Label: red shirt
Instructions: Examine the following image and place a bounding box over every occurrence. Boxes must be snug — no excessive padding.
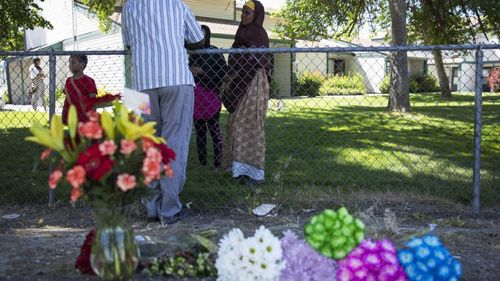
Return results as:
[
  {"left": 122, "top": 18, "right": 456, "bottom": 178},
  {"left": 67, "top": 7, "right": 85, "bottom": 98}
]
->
[{"left": 62, "top": 75, "right": 97, "bottom": 124}]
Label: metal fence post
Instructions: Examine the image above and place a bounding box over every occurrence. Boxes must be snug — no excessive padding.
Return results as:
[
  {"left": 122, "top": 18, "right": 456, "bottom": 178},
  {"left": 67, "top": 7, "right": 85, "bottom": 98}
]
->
[
  {"left": 472, "top": 44, "right": 484, "bottom": 215},
  {"left": 48, "top": 49, "right": 57, "bottom": 206}
]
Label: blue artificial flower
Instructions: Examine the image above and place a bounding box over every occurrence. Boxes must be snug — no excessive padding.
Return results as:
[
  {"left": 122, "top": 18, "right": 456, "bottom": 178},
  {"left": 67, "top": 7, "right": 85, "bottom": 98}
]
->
[
  {"left": 397, "top": 235, "right": 462, "bottom": 281},
  {"left": 415, "top": 246, "right": 431, "bottom": 259},
  {"left": 423, "top": 236, "right": 441, "bottom": 248},
  {"left": 407, "top": 237, "right": 424, "bottom": 248},
  {"left": 426, "top": 258, "right": 437, "bottom": 269},
  {"left": 398, "top": 249, "right": 414, "bottom": 265}
]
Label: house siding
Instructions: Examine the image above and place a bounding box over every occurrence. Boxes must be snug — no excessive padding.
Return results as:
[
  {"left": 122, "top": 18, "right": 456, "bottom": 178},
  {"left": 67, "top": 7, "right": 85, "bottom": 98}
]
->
[{"left": 185, "top": 0, "right": 235, "bottom": 21}]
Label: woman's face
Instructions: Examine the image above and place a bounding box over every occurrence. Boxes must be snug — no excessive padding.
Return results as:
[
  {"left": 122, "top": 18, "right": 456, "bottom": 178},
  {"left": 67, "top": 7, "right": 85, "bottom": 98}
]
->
[{"left": 241, "top": 6, "right": 255, "bottom": 26}]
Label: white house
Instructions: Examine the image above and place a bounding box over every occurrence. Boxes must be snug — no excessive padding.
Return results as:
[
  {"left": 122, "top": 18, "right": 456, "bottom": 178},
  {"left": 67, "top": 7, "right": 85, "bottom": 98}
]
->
[
  {"left": 2, "top": 0, "right": 437, "bottom": 105},
  {"left": 5, "top": 0, "right": 293, "bottom": 105},
  {"left": 295, "top": 38, "right": 427, "bottom": 93},
  {"left": 427, "top": 33, "right": 500, "bottom": 92}
]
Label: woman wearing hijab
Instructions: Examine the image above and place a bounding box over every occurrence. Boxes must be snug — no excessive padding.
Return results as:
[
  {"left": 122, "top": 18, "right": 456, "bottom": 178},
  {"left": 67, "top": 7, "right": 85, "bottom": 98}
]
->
[
  {"left": 223, "top": 0, "right": 270, "bottom": 185},
  {"left": 189, "top": 25, "right": 227, "bottom": 168}
]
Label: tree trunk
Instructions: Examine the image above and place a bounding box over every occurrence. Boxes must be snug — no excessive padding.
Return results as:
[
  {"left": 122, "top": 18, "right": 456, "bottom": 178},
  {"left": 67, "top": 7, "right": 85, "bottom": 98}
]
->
[
  {"left": 387, "top": 0, "right": 410, "bottom": 112},
  {"left": 432, "top": 50, "right": 452, "bottom": 98}
]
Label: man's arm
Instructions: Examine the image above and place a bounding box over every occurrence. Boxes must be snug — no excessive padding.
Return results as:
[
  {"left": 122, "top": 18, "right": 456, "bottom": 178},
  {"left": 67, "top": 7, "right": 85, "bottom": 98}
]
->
[
  {"left": 185, "top": 40, "right": 204, "bottom": 50},
  {"left": 183, "top": 3, "right": 204, "bottom": 50}
]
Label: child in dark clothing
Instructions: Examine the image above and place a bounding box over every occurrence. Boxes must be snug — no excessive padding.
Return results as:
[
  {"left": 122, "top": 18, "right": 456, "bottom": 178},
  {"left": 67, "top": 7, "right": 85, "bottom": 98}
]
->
[
  {"left": 189, "top": 25, "right": 227, "bottom": 167},
  {"left": 62, "top": 55, "right": 98, "bottom": 124}
]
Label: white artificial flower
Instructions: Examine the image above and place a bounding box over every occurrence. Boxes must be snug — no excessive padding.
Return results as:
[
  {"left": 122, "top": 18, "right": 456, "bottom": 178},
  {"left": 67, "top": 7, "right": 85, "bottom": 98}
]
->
[
  {"left": 216, "top": 226, "right": 284, "bottom": 281},
  {"left": 254, "top": 225, "right": 275, "bottom": 244},
  {"left": 219, "top": 228, "right": 245, "bottom": 256}
]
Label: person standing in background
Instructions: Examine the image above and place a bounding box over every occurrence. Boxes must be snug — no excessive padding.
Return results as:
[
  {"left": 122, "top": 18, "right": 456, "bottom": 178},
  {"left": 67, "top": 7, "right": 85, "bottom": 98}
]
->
[
  {"left": 121, "top": 0, "right": 204, "bottom": 224},
  {"left": 29, "top": 58, "right": 46, "bottom": 111}
]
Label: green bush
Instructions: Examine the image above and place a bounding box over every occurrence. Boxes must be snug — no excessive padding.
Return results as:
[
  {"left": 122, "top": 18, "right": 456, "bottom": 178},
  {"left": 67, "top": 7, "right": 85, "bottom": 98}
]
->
[
  {"left": 380, "top": 74, "right": 440, "bottom": 93},
  {"left": 295, "top": 71, "right": 325, "bottom": 97},
  {"left": 44, "top": 88, "right": 66, "bottom": 104},
  {"left": 2, "top": 91, "right": 10, "bottom": 104},
  {"left": 380, "top": 75, "right": 390, "bottom": 94},
  {"left": 319, "top": 73, "right": 366, "bottom": 96},
  {"left": 411, "top": 74, "right": 440, "bottom": 92}
]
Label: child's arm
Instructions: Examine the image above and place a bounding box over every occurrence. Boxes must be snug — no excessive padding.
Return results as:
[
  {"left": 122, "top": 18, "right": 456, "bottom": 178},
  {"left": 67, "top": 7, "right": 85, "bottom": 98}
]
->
[{"left": 87, "top": 78, "right": 98, "bottom": 99}]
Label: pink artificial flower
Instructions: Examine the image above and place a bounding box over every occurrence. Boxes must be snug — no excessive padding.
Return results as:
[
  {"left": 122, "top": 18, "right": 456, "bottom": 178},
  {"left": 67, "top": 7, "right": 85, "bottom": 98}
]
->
[
  {"left": 120, "top": 139, "right": 137, "bottom": 155},
  {"left": 337, "top": 239, "right": 407, "bottom": 281},
  {"left": 67, "top": 165, "right": 86, "bottom": 189},
  {"left": 99, "top": 140, "right": 117, "bottom": 156},
  {"left": 48, "top": 170, "right": 63, "bottom": 189},
  {"left": 78, "top": 121, "right": 103, "bottom": 139},
  {"left": 117, "top": 174, "right": 136, "bottom": 192},
  {"left": 40, "top": 148, "right": 52, "bottom": 161}
]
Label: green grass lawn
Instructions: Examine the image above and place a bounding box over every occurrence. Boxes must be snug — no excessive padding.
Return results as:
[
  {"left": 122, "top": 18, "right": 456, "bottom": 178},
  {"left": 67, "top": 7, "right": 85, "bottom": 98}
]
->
[{"left": 1, "top": 93, "right": 499, "bottom": 210}]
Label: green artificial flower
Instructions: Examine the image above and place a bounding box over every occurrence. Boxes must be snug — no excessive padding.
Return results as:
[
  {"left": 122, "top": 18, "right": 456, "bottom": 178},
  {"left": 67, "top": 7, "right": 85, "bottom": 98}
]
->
[{"left": 304, "top": 207, "right": 365, "bottom": 259}]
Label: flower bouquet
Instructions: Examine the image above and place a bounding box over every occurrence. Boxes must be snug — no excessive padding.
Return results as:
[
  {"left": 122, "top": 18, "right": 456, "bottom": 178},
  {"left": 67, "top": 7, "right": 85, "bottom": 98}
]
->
[{"left": 27, "top": 103, "right": 175, "bottom": 280}]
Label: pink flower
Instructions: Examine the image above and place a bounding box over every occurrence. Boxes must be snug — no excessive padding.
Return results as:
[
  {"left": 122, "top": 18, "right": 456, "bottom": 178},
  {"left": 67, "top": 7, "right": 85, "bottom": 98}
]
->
[
  {"left": 40, "top": 148, "right": 52, "bottom": 161},
  {"left": 99, "top": 140, "right": 117, "bottom": 156},
  {"left": 337, "top": 239, "right": 407, "bottom": 281},
  {"left": 71, "top": 187, "right": 83, "bottom": 203},
  {"left": 87, "top": 111, "right": 100, "bottom": 123},
  {"left": 141, "top": 137, "right": 155, "bottom": 152},
  {"left": 117, "top": 174, "right": 136, "bottom": 192},
  {"left": 146, "top": 147, "right": 162, "bottom": 163},
  {"left": 165, "top": 164, "right": 174, "bottom": 178},
  {"left": 120, "top": 139, "right": 137, "bottom": 155},
  {"left": 142, "top": 158, "right": 161, "bottom": 185},
  {"left": 48, "top": 170, "right": 63, "bottom": 189},
  {"left": 78, "top": 122, "right": 103, "bottom": 139},
  {"left": 67, "top": 165, "right": 86, "bottom": 189}
]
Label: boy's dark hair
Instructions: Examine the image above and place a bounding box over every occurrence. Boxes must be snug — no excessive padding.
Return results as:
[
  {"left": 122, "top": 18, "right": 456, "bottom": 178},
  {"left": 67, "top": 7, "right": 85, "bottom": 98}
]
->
[
  {"left": 33, "top": 57, "right": 41, "bottom": 64},
  {"left": 71, "top": 54, "right": 89, "bottom": 68}
]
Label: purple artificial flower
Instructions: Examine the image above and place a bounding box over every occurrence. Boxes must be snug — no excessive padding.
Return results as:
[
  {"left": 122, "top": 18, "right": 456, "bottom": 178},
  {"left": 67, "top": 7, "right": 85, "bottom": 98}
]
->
[
  {"left": 280, "top": 230, "right": 337, "bottom": 281},
  {"left": 337, "top": 239, "right": 407, "bottom": 281}
]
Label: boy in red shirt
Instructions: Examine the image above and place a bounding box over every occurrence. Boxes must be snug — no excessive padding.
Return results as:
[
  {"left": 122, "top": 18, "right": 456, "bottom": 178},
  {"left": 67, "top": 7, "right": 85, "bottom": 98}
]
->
[{"left": 62, "top": 55, "right": 98, "bottom": 124}]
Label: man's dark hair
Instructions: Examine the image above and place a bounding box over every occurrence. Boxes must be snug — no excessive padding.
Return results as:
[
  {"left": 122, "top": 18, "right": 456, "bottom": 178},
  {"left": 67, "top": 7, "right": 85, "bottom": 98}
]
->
[{"left": 33, "top": 58, "right": 41, "bottom": 64}]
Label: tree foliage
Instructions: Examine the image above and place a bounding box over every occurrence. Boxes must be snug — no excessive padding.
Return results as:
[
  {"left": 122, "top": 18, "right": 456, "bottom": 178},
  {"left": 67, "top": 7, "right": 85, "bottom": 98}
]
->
[
  {"left": 273, "top": 0, "right": 380, "bottom": 41},
  {"left": 0, "top": 0, "right": 52, "bottom": 51},
  {"left": 80, "top": 0, "right": 121, "bottom": 32}
]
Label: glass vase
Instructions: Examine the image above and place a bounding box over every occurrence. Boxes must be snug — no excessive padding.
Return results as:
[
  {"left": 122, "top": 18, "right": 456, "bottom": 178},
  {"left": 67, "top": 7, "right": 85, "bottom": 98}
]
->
[{"left": 90, "top": 207, "right": 140, "bottom": 280}]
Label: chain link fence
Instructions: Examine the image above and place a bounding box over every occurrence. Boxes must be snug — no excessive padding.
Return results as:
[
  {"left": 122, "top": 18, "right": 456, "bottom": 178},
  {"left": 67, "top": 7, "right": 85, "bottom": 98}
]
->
[{"left": 0, "top": 44, "right": 498, "bottom": 213}]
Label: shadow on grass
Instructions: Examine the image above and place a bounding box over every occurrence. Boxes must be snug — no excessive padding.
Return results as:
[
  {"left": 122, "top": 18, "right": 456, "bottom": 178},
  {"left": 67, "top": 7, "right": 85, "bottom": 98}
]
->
[{"left": 2, "top": 93, "right": 498, "bottom": 210}]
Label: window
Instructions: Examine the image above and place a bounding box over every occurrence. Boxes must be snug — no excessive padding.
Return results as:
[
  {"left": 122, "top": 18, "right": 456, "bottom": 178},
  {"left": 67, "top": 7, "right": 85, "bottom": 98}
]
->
[
  {"left": 333, "top": 59, "right": 345, "bottom": 76},
  {"left": 329, "top": 58, "right": 346, "bottom": 76}
]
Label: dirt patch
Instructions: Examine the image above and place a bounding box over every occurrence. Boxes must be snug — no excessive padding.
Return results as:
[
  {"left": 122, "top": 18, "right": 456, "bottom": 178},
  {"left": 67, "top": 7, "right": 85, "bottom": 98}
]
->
[{"left": 0, "top": 199, "right": 499, "bottom": 281}]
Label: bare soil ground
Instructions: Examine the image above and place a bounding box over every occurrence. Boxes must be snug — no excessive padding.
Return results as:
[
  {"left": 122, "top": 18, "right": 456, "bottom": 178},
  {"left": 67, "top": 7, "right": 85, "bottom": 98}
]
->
[{"left": 1, "top": 197, "right": 499, "bottom": 281}]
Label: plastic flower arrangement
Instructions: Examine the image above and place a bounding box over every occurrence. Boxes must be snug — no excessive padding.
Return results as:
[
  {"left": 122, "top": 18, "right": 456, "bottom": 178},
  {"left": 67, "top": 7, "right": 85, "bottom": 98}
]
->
[
  {"left": 26, "top": 103, "right": 175, "bottom": 208},
  {"left": 305, "top": 207, "right": 365, "bottom": 259},
  {"left": 337, "top": 239, "right": 407, "bottom": 281},
  {"left": 280, "top": 230, "right": 337, "bottom": 281},
  {"left": 397, "top": 235, "right": 462, "bottom": 281},
  {"left": 216, "top": 226, "right": 285, "bottom": 281}
]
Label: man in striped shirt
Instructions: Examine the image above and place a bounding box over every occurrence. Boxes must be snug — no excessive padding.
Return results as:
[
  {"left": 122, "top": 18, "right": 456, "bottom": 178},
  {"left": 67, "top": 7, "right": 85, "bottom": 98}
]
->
[{"left": 122, "top": 0, "right": 204, "bottom": 225}]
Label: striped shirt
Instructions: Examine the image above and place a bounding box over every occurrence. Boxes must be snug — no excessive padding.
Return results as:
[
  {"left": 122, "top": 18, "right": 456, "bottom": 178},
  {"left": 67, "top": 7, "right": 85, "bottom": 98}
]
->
[{"left": 121, "top": 0, "right": 204, "bottom": 91}]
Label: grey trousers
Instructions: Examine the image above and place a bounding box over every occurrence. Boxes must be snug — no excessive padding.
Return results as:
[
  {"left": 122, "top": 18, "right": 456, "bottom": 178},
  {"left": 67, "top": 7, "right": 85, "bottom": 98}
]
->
[{"left": 142, "top": 85, "right": 194, "bottom": 218}]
